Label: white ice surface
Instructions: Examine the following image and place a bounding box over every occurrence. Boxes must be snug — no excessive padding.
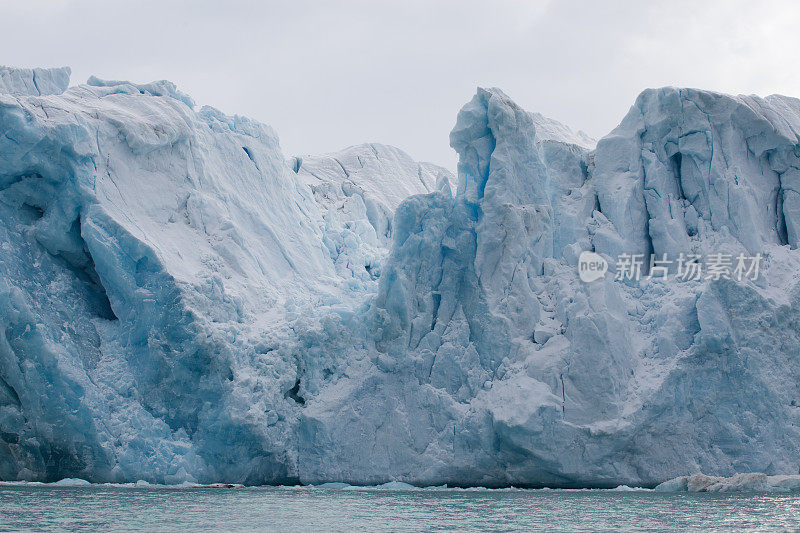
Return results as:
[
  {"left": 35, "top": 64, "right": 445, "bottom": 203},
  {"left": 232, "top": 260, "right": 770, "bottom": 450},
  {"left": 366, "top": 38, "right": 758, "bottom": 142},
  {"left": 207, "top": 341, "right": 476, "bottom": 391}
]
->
[{"left": 0, "top": 66, "right": 71, "bottom": 96}]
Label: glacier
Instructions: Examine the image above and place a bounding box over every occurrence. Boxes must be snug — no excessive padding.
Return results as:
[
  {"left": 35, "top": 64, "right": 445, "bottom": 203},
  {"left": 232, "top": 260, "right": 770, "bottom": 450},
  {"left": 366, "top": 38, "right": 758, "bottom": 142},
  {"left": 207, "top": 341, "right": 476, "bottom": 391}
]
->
[{"left": 0, "top": 66, "right": 799, "bottom": 488}]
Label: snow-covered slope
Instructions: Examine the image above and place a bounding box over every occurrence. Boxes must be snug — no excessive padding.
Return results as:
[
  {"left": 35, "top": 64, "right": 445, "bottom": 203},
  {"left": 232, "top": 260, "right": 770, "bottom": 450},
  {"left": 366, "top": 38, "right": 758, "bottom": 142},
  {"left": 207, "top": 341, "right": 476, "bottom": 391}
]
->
[
  {"left": 1, "top": 69, "right": 799, "bottom": 487},
  {"left": 290, "top": 143, "right": 451, "bottom": 213},
  {"left": 288, "top": 143, "right": 452, "bottom": 282}
]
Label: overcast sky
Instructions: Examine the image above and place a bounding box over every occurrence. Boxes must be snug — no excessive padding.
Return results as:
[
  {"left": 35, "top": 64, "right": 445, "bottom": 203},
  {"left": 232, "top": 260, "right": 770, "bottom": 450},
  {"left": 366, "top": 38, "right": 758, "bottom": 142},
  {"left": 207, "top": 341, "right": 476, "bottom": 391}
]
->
[{"left": 3, "top": 0, "right": 800, "bottom": 170}]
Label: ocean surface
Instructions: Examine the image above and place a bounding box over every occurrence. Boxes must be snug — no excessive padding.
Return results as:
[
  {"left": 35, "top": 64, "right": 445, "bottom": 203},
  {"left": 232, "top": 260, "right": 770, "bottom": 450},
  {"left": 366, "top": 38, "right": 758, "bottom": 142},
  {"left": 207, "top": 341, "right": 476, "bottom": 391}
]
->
[{"left": 0, "top": 483, "right": 799, "bottom": 532}]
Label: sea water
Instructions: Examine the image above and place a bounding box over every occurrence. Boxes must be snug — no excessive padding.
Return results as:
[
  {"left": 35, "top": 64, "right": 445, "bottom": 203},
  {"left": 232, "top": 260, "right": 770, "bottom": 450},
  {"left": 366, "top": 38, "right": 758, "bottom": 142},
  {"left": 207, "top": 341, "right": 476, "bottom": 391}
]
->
[{"left": 0, "top": 484, "right": 799, "bottom": 531}]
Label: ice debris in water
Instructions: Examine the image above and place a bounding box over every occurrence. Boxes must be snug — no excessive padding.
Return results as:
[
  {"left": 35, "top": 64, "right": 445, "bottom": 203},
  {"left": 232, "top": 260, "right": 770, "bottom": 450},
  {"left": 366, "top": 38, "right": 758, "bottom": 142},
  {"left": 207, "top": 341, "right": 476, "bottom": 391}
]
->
[{"left": 656, "top": 473, "right": 800, "bottom": 492}]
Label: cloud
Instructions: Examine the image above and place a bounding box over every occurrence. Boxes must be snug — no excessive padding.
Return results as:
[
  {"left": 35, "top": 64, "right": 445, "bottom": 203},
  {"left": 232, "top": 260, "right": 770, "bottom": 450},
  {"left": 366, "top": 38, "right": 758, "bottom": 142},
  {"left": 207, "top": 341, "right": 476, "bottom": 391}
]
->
[{"left": 2, "top": 0, "right": 799, "bottom": 170}]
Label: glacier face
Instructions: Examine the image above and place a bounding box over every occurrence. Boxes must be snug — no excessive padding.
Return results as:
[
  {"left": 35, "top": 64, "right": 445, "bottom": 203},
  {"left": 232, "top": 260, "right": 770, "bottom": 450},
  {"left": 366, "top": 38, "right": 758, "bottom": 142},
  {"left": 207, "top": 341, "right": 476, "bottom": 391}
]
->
[
  {"left": 0, "top": 68, "right": 799, "bottom": 487},
  {"left": 0, "top": 70, "right": 451, "bottom": 484}
]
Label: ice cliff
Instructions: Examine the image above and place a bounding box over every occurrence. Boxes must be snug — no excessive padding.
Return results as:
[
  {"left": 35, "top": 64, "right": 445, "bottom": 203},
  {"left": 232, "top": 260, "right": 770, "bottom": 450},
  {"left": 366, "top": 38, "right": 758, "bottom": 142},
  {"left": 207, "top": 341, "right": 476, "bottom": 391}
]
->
[{"left": 1, "top": 67, "right": 799, "bottom": 487}]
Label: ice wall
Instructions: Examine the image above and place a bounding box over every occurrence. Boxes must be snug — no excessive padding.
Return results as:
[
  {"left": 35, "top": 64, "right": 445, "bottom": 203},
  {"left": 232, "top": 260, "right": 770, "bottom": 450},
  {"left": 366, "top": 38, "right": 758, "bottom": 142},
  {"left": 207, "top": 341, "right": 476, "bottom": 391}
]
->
[
  {"left": 0, "top": 68, "right": 449, "bottom": 483},
  {"left": 300, "top": 87, "right": 800, "bottom": 487},
  {"left": 1, "top": 67, "right": 799, "bottom": 487}
]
